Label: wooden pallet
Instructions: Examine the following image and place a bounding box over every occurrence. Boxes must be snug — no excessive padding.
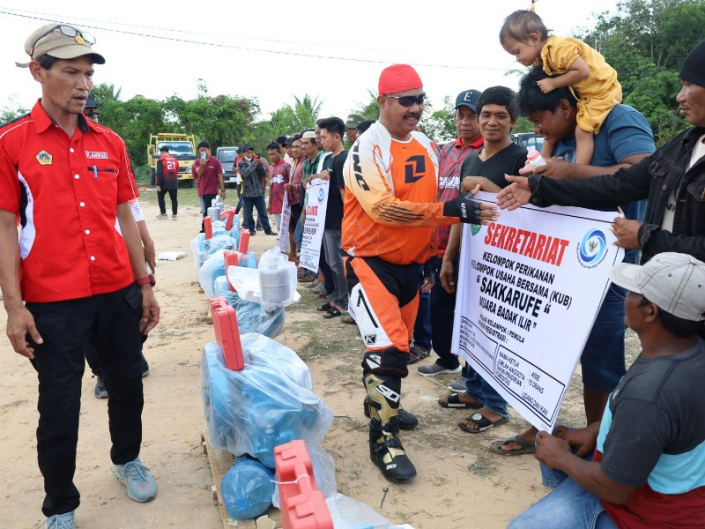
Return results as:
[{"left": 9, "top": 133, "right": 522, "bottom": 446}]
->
[{"left": 201, "top": 433, "right": 282, "bottom": 528}]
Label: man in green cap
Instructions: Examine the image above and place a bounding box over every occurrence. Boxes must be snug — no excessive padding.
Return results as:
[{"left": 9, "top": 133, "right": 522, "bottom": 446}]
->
[{"left": 345, "top": 113, "right": 366, "bottom": 144}]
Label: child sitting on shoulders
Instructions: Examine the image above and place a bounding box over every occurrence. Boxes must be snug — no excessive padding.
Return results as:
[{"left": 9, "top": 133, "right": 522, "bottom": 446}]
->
[{"left": 500, "top": 9, "right": 622, "bottom": 165}]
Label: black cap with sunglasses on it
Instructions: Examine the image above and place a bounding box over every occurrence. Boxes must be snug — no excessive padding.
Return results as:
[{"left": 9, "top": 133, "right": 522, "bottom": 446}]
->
[{"left": 17, "top": 23, "right": 104, "bottom": 68}]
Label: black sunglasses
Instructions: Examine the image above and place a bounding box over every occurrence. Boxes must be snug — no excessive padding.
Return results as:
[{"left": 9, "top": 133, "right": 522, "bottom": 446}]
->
[{"left": 383, "top": 93, "right": 426, "bottom": 107}]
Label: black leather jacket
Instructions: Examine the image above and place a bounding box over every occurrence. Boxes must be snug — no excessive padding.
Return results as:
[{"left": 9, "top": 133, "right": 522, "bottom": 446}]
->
[{"left": 529, "top": 126, "right": 705, "bottom": 263}]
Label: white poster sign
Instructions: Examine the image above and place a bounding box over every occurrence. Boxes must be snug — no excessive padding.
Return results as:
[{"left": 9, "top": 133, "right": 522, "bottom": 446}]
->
[
  {"left": 452, "top": 192, "right": 624, "bottom": 432},
  {"left": 279, "top": 193, "right": 291, "bottom": 255},
  {"left": 299, "top": 178, "right": 330, "bottom": 273}
]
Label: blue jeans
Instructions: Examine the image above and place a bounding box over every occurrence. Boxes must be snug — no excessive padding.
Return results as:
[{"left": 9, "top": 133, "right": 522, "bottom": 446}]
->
[
  {"left": 412, "top": 266, "right": 432, "bottom": 351},
  {"left": 509, "top": 462, "right": 616, "bottom": 529},
  {"left": 242, "top": 196, "right": 272, "bottom": 234},
  {"left": 465, "top": 366, "right": 508, "bottom": 417},
  {"left": 294, "top": 214, "right": 304, "bottom": 250},
  {"left": 580, "top": 284, "right": 627, "bottom": 393},
  {"left": 430, "top": 260, "right": 460, "bottom": 370}
]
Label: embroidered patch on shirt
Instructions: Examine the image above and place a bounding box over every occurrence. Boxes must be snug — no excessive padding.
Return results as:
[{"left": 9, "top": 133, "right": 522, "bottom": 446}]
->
[
  {"left": 86, "top": 151, "right": 109, "bottom": 159},
  {"left": 36, "top": 151, "right": 52, "bottom": 165}
]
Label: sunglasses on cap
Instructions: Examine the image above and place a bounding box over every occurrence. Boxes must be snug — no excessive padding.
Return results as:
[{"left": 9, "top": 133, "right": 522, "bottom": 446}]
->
[
  {"left": 382, "top": 93, "right": 426, "bottom": 107},
  {"left": 30, "top": 25, "right": 96, "bottom": 55}
]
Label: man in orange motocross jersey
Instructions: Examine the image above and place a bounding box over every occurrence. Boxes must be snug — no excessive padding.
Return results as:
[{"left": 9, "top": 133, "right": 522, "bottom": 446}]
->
[{"left": 342, "top": 64, "right": 499, "bottom": 481}]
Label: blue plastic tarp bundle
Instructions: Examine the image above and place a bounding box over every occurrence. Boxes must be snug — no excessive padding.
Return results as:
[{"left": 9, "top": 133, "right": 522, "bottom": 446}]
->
[
  {"left": 201, "top": 334, "right": 332, "bottom": 468},
  {"left": 236, "top": 301, "right": 285, "bottom": 338}
]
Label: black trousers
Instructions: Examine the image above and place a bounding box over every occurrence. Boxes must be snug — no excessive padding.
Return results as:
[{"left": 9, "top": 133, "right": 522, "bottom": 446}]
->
[
  {"left": 157, "top": 188, "right": 178, "bottom": 215},
  {"left": 26, "top": 284, "right": 144, "bottom": 517}
]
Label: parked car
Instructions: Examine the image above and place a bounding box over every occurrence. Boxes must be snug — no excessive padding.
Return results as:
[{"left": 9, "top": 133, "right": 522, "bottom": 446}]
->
[
  {"left": 216, "top": 146, "right": 239, "bottom": 188},
  {"left": 512, "top": 132, "right": 544, "bottom": 152}
]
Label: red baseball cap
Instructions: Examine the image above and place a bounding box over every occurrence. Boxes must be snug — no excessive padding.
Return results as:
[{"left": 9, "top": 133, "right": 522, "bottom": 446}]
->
[{"left": 378, "top": 64, "right": 423, "bottom": 95}]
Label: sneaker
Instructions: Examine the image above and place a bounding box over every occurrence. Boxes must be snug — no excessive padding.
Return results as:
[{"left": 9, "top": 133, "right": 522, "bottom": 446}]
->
[
  {"left": 172, "top": 214, "right": 178, "bottom": 220},
  {"left": 417, "top": 362, "right": 462, "bottom": 377},
  {"left": 141, "top": 354, "right": 150, "bottom": 378},
  {"left": 43, "top": 511, "right": 75, "bottom": 529},
  {"left": 155, "top": 213, "right": 167, "bottom": 220},
  {"left": 249, "top": 231, "right": 256, "bottom": 236},
  {"left": 111, "top": 457, "right": 158, "bottom": 503},
  {"left": 256, "top": 226, "right": 264, "bottom": 231},
  {"left": 448, "top": 377, "right": 469, "bottom": 393},
  {"left": 266, "top": 231, "right": 278, "bottom": 236},
  {"left": 94, "top": 376, "right": 108, "bottom": 399}
]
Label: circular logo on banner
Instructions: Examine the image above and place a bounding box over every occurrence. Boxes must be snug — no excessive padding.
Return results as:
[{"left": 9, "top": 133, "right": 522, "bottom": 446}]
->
[
  {"left": 318, "top": 188, "right": 325, "bottom": 203},
  {"left": 577, "top": 229, "right": 607, "bottom": 268}
]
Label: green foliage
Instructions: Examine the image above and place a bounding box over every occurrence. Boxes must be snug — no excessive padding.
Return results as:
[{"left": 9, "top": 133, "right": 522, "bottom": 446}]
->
[
  {"left": 576, "top": 0, "right": 703, "bottom": 143},
  {"left": 352, "top": 90, "right": 381, "bottom": 121},
  {"left": 419, "top": 96, "right": 456, "bottom": 143},
  {"left": 513, "top": 117, "right": 535, "bottom": 134}
]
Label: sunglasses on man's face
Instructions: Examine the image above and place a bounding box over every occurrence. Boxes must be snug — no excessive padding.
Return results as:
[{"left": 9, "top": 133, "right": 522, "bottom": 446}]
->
[{"left": 383, "top": 93, "right": 426, "bottom": 107}]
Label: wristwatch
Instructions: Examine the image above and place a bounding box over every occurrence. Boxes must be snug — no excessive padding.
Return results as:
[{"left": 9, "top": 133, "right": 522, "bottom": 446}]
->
[{"left": 136, "top": 274, "right": 156, "bottom": 287}]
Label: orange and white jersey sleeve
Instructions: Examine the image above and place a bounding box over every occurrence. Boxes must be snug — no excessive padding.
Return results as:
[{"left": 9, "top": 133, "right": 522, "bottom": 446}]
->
[{"left": 342, "top": 122, "right": 457, "bottom": 265}]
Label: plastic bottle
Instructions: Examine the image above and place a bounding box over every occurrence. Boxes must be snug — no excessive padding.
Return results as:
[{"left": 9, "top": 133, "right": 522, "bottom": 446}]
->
[
  {"left": 221, "top": 458, "right": 274, "bottom": 520},
  {"left": 526, "top": 147, "right": 547, "bottom": 169}
]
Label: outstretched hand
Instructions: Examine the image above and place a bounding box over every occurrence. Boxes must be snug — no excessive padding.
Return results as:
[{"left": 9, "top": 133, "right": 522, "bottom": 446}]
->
[{"left": 496, "top": 176, "right": 532, "bottom": 211}]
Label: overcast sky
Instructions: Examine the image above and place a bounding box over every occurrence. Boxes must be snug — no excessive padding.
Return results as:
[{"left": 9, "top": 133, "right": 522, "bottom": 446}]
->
[{"left": 0, "top": 1, "right": 619, "bottom": 121}]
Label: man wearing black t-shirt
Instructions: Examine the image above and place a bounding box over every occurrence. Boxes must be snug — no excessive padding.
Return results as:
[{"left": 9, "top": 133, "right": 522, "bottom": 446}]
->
[
  {"left": 315, "top": 117, "right": 349, "bottom": 317},
  {"left": 437, "top": 87, "right": 528, "bottom": 434}
]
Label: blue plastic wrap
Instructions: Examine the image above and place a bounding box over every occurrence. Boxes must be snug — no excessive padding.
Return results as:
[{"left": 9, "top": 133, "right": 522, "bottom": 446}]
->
[
  {"left": 201, "top": 339, "right": 332, "bottom": 468},
  {"left": 213, "top": 276, "right": 241, "bottom": 308},
  {"left": 221, "top": 458, "right": 274, "bottom": 520},
  {"left": 198, "top": 250, "right": 226, "bottom": 299},
  {"left": 191, "top": 233, "right": 238, "bottom": 270},
  {"left": 236, "top": 301, "right": 285, "bottom": 338}
]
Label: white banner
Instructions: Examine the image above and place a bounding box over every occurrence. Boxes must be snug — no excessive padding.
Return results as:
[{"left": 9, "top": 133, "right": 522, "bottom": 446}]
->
[
  {"left": 279, "top": 193, "right": 291, "bottom": 255},
  {"left": 299, "top": 178, "right": 330, "bottom": 273},
  {"left": 452, "top": 192, "right": 624, "bottom": 432}
]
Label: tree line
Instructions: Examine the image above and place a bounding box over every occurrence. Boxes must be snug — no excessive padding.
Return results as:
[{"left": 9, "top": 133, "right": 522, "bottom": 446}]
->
[{"left": 1, "top": 0, "right": 702, "bottom": 166}]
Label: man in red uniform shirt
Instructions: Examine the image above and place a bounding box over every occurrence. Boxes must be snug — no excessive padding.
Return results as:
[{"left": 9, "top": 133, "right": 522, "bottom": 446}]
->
[
  {"left": 156, "top": 145, "right": 180, "bottom": 219},
  {"left": 0, "top": 23, "right": 160, "bottom": 528}
]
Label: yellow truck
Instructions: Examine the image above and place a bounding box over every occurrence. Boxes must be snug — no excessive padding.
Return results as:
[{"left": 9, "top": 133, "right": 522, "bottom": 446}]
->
[{"left": 147, "top": 133, "right": 197, "bottom": 186}]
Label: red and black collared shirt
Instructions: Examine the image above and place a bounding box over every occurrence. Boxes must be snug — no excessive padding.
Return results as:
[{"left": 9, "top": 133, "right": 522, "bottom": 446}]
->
[
  {"left": 436, "top": 136, "right": 484, "bottom": 257},
  {"left": 0, "top": 100, "right": 139, "bottom": 303}
]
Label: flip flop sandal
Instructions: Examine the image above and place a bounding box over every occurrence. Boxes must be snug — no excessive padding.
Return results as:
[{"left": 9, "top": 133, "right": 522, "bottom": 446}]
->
[
  {"left": 407, "top": 345, "right": 431, "bottom": 365},
  {"left": 438, "top": 393, "right": 483, "bottom": 409},
  {"left": 318, "top": 302, "right": 332, "bottom": 312},
  {"left": 341, "top": 315, "right": 356, "bottom": 325},
  {"left": 490, "top": 436, "right": 537, "bottom": 456},
  {"left": 458, "top": 412, "right": 509, "bottom": 434},
  {"left": 323, "top": 308, "right": 342, "bottom": 318}
]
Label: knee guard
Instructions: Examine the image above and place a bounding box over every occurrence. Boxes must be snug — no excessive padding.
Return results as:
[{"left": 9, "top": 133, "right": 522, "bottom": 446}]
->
[{"left": 362, "top": 347, "right": 409, "bottom": 379}]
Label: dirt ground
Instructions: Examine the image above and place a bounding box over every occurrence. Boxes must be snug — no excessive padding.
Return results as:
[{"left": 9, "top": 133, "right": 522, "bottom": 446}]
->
[{"left": 0, "top": 198, "right": 640, "bottom": 528}]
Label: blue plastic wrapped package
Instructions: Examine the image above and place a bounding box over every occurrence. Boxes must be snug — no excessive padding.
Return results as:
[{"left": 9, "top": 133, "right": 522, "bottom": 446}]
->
[
  {"left": 239, "top": 251, "right": 257, "bottom": 269},
  {"left": 240, "top": 333, "right": 311, "bottom": 390},
  {"left": 236, "top": 301, "right": 285, "bottom": 338},
  {"left": 205, "top": 234, "right": 237, "bottom": 254},
  {"left": 201, "top": 340, "right": 333, "bottom": 468},
  {"left": 198, "top": 250, "right": 227, "bottom": 299},
  {"left": 190, "top": 234, "right": 208, "bottom": 269},
  {"left": 221, "top": 458, "right": 274, "bottom": 520},
  {"left": 213, "top": 276, "right": 241, "bottom": 308},
  {"left": 212, "top": 219, "right": 228, "bottom": 237}
]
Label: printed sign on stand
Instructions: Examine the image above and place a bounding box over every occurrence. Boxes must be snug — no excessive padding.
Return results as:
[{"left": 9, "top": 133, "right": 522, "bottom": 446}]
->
[
  {"left": 452, "top": 192, "right": 624, "bottom": 432},
  {"left": 299, "top": 178, "right": 330, "bottom": 273},
  {"left": 279, "top": 193, "right": 291, "bottom": 255}
]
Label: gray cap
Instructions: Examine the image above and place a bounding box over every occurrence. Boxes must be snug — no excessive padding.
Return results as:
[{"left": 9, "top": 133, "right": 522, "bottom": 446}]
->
[
  {"left": 609, "top": 252, "right": 705, "bottom": 322},
  {"left": 455, "top": 89, "right": 481, "bottom": 111}
]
